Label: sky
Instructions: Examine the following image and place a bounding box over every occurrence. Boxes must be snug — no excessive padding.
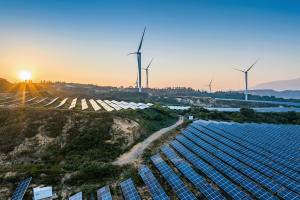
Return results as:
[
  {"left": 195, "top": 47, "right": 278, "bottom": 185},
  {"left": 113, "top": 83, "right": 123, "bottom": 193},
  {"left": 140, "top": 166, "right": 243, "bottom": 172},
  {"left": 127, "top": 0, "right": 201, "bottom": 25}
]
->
[{"left": 0, "top": 0, "right": 300, "bottom": 91}]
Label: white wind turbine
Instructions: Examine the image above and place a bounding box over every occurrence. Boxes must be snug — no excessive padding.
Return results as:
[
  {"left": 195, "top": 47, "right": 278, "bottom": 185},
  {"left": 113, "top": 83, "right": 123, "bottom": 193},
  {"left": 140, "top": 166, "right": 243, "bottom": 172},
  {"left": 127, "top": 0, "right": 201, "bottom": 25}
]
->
[
  {"left": 127, "top": 27, "right": 146, "bottom": 92},
  {"left": 143, "top": 58, "right": 153, "bottom": 88},
  {"left": 205, "top": 77, "right": 213, "bottom": 93},
  {"left": 232, "top": 58, "right": 260, "bottom": 100}
]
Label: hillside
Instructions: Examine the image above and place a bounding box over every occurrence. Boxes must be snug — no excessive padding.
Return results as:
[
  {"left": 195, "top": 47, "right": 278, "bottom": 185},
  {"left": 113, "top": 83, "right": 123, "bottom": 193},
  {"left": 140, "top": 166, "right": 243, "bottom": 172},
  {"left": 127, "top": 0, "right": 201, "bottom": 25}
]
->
[
  {"left": 237, "top": 89, "right": 300, "bottom": 99},
  {"left": 0, "top": 106, "right": 179, "bottom": 199},
  {"left": 251, "top": 77, "right": 300, "bottom": 91}
]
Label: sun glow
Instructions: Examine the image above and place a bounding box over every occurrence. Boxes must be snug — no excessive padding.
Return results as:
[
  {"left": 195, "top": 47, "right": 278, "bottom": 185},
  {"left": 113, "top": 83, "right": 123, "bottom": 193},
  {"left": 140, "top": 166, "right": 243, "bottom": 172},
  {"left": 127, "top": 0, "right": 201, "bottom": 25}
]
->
[{"left": 19, "top": 70, "right": 32, "bottom": 81}]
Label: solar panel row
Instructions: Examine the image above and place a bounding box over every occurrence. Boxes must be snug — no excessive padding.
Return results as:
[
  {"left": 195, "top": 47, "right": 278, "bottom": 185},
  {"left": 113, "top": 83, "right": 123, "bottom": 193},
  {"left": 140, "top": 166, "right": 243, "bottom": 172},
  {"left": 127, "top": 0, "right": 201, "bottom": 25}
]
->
[{"left": 150, "top": 154, "right": 197, "bottom": 200}]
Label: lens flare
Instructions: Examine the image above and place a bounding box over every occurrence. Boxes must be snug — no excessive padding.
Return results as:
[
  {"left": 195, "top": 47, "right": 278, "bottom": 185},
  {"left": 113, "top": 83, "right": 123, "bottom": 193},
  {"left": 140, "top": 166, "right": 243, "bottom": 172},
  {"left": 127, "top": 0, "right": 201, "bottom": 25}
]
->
[{"left": 19, "top": 71, "right": 32, "bottom": 81}]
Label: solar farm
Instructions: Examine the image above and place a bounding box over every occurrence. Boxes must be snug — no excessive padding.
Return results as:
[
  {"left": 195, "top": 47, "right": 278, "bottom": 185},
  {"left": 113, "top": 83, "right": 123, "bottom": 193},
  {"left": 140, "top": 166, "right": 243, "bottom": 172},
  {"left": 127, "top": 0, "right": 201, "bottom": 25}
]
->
[
  {"left": 11, "top": 118, "right": 300, "bottom": 199},
  {"left": 0, "top": 94, "right": 154, "bottom": 112}
]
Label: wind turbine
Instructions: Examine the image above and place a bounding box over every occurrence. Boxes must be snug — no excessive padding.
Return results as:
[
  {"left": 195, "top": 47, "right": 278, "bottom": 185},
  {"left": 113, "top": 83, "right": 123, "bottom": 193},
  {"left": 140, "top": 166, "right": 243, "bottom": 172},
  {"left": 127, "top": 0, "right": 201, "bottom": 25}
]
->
[
  {"left": 143, "top": 58, "right": 153, "bottom": 88},
  {"left": 127, "top": 26, "right": 146, "bottom": 92},
  {"left": 232, "top": 58, "right": 260, "bottom": 100},
  {"left": 205, "top": 77, "right": 213, "bottom": 93}
]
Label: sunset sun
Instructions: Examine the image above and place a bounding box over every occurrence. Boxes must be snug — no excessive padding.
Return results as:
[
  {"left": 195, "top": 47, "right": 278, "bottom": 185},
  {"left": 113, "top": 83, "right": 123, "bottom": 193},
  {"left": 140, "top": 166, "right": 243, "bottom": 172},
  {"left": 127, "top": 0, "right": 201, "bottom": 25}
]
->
[{"left": 19, "top": 70, "right": 32, "bottom": 81}]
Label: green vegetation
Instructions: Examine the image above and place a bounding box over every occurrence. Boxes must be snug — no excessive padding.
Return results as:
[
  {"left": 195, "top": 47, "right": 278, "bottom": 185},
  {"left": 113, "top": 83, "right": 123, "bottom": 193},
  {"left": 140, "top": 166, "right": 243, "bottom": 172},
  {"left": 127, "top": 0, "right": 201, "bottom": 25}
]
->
[
  {"left": 181, "top": 106, "right": 300, "bottom": 124},
  {"left": 0, "top": 105, "right": 178, "bottom": 199}
]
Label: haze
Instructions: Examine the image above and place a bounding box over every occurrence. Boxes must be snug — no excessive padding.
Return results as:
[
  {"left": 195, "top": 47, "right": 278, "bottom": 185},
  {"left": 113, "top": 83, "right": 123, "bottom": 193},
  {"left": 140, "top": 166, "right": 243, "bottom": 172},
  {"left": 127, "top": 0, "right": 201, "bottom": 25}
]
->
[{"left": 0, "top": 0, "right": 300, "bottom": 91}]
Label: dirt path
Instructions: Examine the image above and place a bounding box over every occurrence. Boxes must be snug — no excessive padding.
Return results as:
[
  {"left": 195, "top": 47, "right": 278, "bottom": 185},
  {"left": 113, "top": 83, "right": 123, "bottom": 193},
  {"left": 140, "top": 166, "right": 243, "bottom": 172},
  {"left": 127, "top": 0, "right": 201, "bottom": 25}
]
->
[{"left": 114, "top": 116, "right": 184, "bottom": 165}]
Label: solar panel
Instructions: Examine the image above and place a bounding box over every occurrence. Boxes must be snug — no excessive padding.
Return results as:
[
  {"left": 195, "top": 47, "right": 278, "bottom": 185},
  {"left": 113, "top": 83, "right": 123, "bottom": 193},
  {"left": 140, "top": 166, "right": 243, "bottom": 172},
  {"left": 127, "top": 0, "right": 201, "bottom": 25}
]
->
[
  {"left": 97, "top": 186, "right": 112, "bottom": 200},
  {"left": 138, "top": 166, "right": 163, "bottom": 195},
  {"left": 120, "top": 178, "right": 141, "bottom": 200},
  {"left": 165, "top": 174, "right": 197, "bottom": 200},
  {"left": 185, "top": 152, "right": 214, "bottom": 174},
  {"left": 199, "top": 184, "right": 226, "bottom": 200},
  {"left": 11, "top": 177, "right": 32, "bottom": 200},
  {"left": 151, "top": 154, "right": 174, "bottom": 178},
  {"left": 177, "top": 162, "right": 207, "bottom": 189},
  {"left": 152, "top": 189, "right": 170, "bottom": 200},
  {"left": 278, "top": 188, "right": 300, "bottom": 200},
  {"left": 206, "top": 170, "right": 247, "bottom": 200},
  {"left": 211, "top": 159, "right": 246, "bottom": 183},
  {"left": 240, "top": 167, "right": 283, "bottom": 193},
  {"left": 170, "top": 140, "right": 192, "bottom": 156},
  {"left": 273, "top": 173, "right": 300, "bottom": 194},
  {"left": 240, "top": 179, "right": 277, "bottom": 200},
  {"left": 161, "top": 146, "right": 183, "bottom": 166},
  {"left": 69, "top": 191, "right": 82, "bottom": 200},
  {"left": 214, "top": 151, "right": 245, "bottom": 169}
]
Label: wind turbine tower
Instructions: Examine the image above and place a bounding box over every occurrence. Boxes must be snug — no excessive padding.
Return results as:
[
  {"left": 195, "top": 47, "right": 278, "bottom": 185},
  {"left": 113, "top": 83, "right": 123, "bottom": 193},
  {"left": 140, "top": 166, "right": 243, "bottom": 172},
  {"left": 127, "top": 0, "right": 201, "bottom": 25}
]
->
[
  {"left": 143, "top": 58, "right": 153, "bottom": 88},
  {"left": 205, "top": 77, "right": 213, "bottom": 93},
  {"left": 134, "top": 73, "right": 138, "bottom": 88},
  {"left": 127, "top": 27, "right": 146, "bottom": 92},
  {"left": 233, "top": 58, "right": 260, "bottom": 100}
]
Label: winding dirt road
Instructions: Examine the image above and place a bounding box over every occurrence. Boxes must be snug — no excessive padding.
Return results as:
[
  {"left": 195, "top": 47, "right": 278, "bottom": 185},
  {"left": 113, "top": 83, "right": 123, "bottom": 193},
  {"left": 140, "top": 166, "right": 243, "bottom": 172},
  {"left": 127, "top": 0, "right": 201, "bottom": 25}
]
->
[{"left": 114, "top": 116, "right": 184, "bottom": 165}]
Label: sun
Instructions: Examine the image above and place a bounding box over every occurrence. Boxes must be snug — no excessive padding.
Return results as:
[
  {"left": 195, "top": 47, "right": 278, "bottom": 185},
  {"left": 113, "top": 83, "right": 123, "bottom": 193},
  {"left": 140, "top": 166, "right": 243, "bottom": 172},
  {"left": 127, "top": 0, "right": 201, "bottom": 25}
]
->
[{"left": 19, "top": 70, "right": 32, "bottom": 81}]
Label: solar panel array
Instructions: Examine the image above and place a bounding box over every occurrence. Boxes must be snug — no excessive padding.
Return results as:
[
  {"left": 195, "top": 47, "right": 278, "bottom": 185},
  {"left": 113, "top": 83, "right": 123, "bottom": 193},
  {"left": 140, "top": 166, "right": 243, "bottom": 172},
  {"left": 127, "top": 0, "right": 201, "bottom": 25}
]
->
[
  {"left": 29, "top": 97, "right": 49, "bottom": 106},
  {"left": 81, "top": 99, "right": 88, "bottom": 110},
  {"left": 9, "top": 96, "right": 38, "bottom": 107},
  {"left": 150, "top": 154, "right": 197, "bottom": 200},
  {"left": 89, "top": 99, "right": 101, "bottom": 111},
  {"left": 69, "top": 191, "right": 82, "bottom": 200},
  {"left": 97, "top": 185, "right": 112, "bottom": 200},
  {"left": 164, "top": 106, "right": 190, "bottom": 110},
  {"left": 216, "top": 98, "right": 300, "bottom": 107},
  {"left": 11, "top": 177, "right": 32, "bottom": 200},
  {"left": 56, "top": 98, "right": 68, "bottom": 108},
  {"left": 205, "top": 107, "right": 300, "bottom": 113},
  {"left": 138, "top": 165, "right": 170, "bottom": 200},
  {"left": 97, "top": 100, "right": 114, "bottom": 111},
  {"left": 169, "top": 119, "right": 300, "bottom": 200},
  {"left": 120, "top": 178, "right": 141, "bottom": 200},
  {"left": 44, "top": 97, "right": 59, "bottom": 107},
  {"left": 69, "top": 98, "right": 77, "bottom": 109}
]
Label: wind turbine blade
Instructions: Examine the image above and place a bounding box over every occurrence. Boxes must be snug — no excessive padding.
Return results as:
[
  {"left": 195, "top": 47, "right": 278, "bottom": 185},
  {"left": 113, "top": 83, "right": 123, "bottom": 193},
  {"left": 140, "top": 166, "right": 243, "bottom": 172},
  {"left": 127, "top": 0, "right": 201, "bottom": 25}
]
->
[
  {"left": 147, "top": 58, "right": 154, "bottom": 69},
  {"left": 232, "top": 68, "right": 246, "bottom": 73},
  {"left": 138, "top": 26, "right": 146, "bottom": 52},
  {"left": 127, "top": 52, "right": 137, "bottom": 56},
  {"left": 210, "top": 77, "right": 213, "bottom": 85},
  {"left": 246, "top": 58, "right": 260, "bottom": 72}
]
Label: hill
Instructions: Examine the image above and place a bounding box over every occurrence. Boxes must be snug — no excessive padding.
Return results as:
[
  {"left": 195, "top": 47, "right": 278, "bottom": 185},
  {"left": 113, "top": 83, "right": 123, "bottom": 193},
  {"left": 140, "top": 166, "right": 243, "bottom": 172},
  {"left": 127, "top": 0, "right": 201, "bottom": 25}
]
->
[
  {"left": 251, "top": 77, "right": 300, "bottom": 91},
  {"left": 0, "top": 106, "right": 179, "bottom": 199},
  {"left": 237, "top": 89, "right": 300, "bottom": 99}
]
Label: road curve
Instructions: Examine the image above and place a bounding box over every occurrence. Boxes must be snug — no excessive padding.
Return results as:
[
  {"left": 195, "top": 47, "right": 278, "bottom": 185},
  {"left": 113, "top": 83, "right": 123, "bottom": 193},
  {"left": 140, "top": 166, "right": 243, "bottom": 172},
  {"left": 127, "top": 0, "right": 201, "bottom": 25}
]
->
[{"left": 114, "top": 115, "right": 184, "bottom": 165}]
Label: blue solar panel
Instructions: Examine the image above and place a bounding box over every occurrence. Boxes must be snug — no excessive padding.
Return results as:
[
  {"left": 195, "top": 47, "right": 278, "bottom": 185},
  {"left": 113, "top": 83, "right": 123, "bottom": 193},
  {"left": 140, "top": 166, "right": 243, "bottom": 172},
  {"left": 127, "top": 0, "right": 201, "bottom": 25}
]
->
[
  {"left": 97, "top": 186, "right": 112, "bottom": 200},
  {"left": 151, "top": 154, "right": 174, "bottom": 178},
  {"left": 152, "top": 189, "right": 170, "bottom": 200},
  {"left": 211, "top": 159, "right": 246, "bottom": 183},
  {"left": 206, "top": 170, "right": 246, "bottom": 200},
  {"left": 177, "top": 162, "right": 207, "bottom": 189},
  {"left": 273, "top": 173, "right": 300, "bottom": 194},
  {"left": 11, "top": 177, "right": 32, "bottom": 200},
  {"left": 69, "top": 192, "right": 82, "bottom": 200},
  {"left": 120, "top": 178, "right": 141, "bottom": 200},
  {"left": 185, "top": 153, "right": 213, "bottom": 174},
  {"left": 177, "top": 135, "right": 196, "bottom": 149},
  {"left": 199, "top": 184, "right": 226, "bottom": 200},
  {"left": 240, "top": 179, "right": 277, "bottom": 200},
  {"left": 138, "top": 166, "right": 163, "bottom": 195},
  {"left": 192, "top": 145, "right": 217, "bottom": 163},
  {"left": 240, "top": 167, "right": 283, "bottom": 193},
  {"left": 170, "top": 140, "right": 191, "bottom": 156},
  {"left": 165, "top": 174, "right": 197, "bottom": 200},
  {"left": 161, "top": 146, "right": 183, "bottom": 166},
  {"left": 214, "top": 151, "right": 245, "bottom": 169},
  {"left": 278, "top": 188, "right": 300, "bottom": 200}
]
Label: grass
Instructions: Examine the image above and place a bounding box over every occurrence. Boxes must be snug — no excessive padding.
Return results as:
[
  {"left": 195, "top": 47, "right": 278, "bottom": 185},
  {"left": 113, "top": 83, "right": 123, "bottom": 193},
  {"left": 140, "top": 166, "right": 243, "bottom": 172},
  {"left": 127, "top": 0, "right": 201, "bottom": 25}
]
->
[{"left": 0, "top": 105, "right": 179, "bottom": 199}]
